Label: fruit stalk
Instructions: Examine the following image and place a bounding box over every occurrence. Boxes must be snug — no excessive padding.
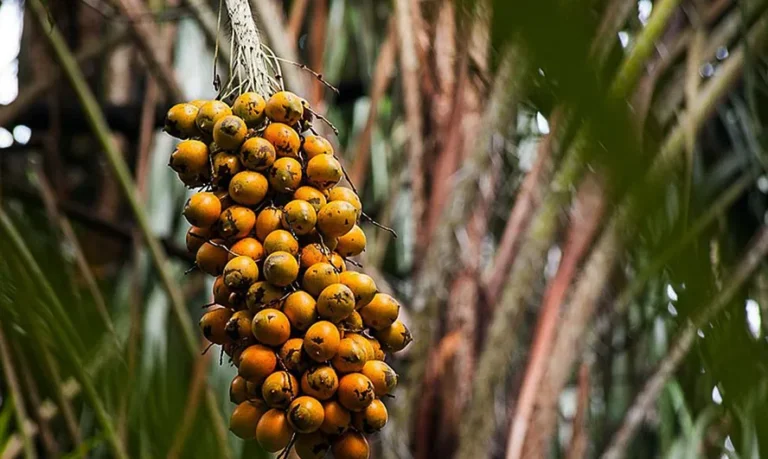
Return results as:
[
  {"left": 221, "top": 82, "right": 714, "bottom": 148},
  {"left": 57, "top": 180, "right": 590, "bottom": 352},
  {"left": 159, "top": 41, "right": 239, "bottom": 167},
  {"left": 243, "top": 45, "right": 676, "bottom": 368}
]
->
[{"left": 223, "top": 0, "right": 273, "bottom": 97}]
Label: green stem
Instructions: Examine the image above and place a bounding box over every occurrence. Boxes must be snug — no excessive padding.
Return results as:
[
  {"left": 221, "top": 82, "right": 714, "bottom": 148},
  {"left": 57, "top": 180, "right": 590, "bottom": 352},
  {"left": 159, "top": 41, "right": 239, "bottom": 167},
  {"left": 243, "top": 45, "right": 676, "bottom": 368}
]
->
[
  {"left": 0, "top": 211, "right": 128, "bottom": 459},
  {"left": 0, "top": 328, "right": 36, "bottom": 459},
  {"left": 26, "top": 1, "right": 231, "bottom": 455}
]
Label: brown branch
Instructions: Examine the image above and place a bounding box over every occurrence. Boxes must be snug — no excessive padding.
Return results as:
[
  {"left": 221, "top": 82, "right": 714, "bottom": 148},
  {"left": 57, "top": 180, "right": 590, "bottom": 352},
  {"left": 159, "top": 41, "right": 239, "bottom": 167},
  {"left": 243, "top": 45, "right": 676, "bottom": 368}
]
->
[
  {"left": 113, "top": 0, "right": 184, "bottom": 103},
  {"left": 567, "top": 363, "right": 591, "bottom": 459},
  {"left": 602, "top": 226, "right": 768, "bottom": 459},
  {"left": 394, "top": 0, "right": 426, "bottom": 259},
  {"left": 286, "top": 0, "right": 309, "bottom": 44},
  {"left": 0, "top": 26, "right": 128, "bottom": 128},
  {"left": 348, "top": 22, "right": 396, "bottom": 189},
  {"left": 508, "top": 174, "right": 605, "bottom": 459}
]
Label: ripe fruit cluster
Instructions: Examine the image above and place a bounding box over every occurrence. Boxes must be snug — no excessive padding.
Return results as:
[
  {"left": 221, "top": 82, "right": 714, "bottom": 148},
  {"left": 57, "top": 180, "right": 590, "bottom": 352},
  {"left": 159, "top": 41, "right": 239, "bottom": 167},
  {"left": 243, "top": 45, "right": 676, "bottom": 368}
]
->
[{"left": 164, "top": 90, "right": 412, "bottom": 458}]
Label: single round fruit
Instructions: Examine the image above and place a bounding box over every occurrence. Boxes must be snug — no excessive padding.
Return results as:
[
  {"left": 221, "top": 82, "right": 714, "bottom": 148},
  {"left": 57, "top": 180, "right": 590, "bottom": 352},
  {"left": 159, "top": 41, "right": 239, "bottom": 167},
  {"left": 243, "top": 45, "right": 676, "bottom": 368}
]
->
[
  {"left": 317, "top": 201, "right": 357, "bottom": 238},
  {"left": 294, "top": 186, "right": 327, "bottom": 213},
  {"left": 352, "top": 399, "right": 387, "bottom": 433},
  {"left": 359, "top": 293, "right": 400, "bottom": 331},
  {"left": 269, "top": 157, "right": 302, "bottom": 193},
  {"left": 265, "top": 91, "right": 304, "bottom": 125},
  {"left": 196, "top": 100, "right": 232, "bottom": 135},
  {"left": 213, "top": 115, "right": 247, "bottom": 150},
  {"left": 229, "top": 399, "right": 268, "bottom": 440},
  {"left": 213, "top": 275, "right": 232, "bottom": 306},
  {"left": 339, "top": 272, "right": 377, "bottom": 309},
  {"left": 218, "top": 205, "right": 256, "bottom": 240},
  {"left": 170, "top": 140, "right": 209, "bottom": 183},
  {"left": 283, "top": 291, "right": 318, "bottom": 331},
  {"left": 211, "top": 152, "right": 243, "bottom": 187},
  {"left": 184, "top": 192, "right": 222, "bottom": 228},
  {"left": 223, "top": 256, "right": 259, "bottom": 290},
  {"left": 196, "top": 239, "right": 229, "bottom": 275},
  {"left": 332, "top": 431, "right": 370, "bottom": 459},
  {"left": 362, "top": 360, "right": 398, "bottom": 397},
  {"left": 335, "top": 225, "right": 366, "bottom": 257},
  {"left": 240, "top": 137, "right": 276, "bottom": 171},
  {"left": 287, "top": 396, "right": 325, "bottom": 433},
  {"left": 199, "top": 307, "right": 233, "bottom": 345},
  {"left": 374, "top": 320, "right": 412, "bottom": 352},
  {"left": 165, "top": 103, "right": 199, "bottom": 138},
  {"left": 256, "top": 409, "right": 294, "bottom": 453},
  {"left": 303, "top": 321, "right": 341, "bottom": 362},
  {"left": 263, "top": 229, "right": 299, "bottom": 256},
  {"left": 186, "top": 226, "right": 211, "bottom": 254},
  {"left": 255, "top": 207, "right": 283, "bottom": 241},
  {"left": 264, "top": 122, "right": 301, "bottom": 158},
  {"left": 303, "top": 135, "right": 333, "bottom": 159},
  {"left": 252, "top": 308, "right": 291, "bottom": 346},
  {"left": 261, "top": 371, "right": 299, "bottom": 408},
  {"left": 294, "top": 432, "right": 331, "bottom": 459},
  {"left": 347, "top": 334, "right": 375, "bottom": 362},
  {"left": 232, "top": 92, "right": 267, "bottom": 127},
  {"left": 281, "top": 200, "right": 317, "bottom": 236},
  {"left": 302, "top": 263, "right": 340, "bottom": 297},
  {"left": 230, "top": 375, "right": 248, "bottom": 404},
  {"left": 229, "top": 237, "right": 264, "bottom": 260},
  {"left": 338, "top": 310, "right": 363, "bottom": 333},
  {"left": 317, "top": 283, "right": 356, "bottom": 322},
  {"left": 332, "top": 337, "right": 367, "bottom": 373},
  {"left": 299, "top": 243, "right": 333, "bottom": 269},
  {"left": 327, "top": 187, "right": 362, "bottom": 218},
  {"left": 226, "top": 310, "right": 254, "bottom": 341},
  {"left": 246, "top": 281, "right": 285, "bottom": 311},
  {"left": 337, "top": 373, "right": 375, "bottom": 412},
  {"left": 306, "top": 155, "right": 343, "bottom": 190},
  {"left": 239, "top": 344, "right": 278, "bottom": 383},
  {"left": 319, "top": 400, "right": 351, "bottom": 435},
  {"left": 301, "top": 365, "right": 339, "bottom": 400},
  {"left": 279, "top": 338, "right": 309, "bottom": 374},
  {"left": 229, "top": 171, "right": 269, "bottom": 206},
  {"left": 263, "top": 251, "right": 299, "bottom": 287}
]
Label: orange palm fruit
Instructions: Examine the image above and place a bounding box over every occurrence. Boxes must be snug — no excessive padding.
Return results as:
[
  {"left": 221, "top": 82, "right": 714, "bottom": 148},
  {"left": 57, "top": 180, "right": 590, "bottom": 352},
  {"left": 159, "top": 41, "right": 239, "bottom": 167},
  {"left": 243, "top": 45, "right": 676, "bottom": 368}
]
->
[
  {"left": 240, "top": 137, "right": 276, "bottom": 171},
  {"left": 281, "top": 200, "right": 317, "bottom": 236},
  {"left": 336, "top": 373, "right": 375, "bottom": 412},
  {"left": 232, "top": 92, "right": 267, "bottom": 127},
  {"left": 302, "top": 262, "right": 340, "bottom": 297},
  {"left": 331, "top": 337, "right": 367, "bottom": 373},
  {"left": 319, "top": 400, "right": 351, "bottom": 435},
  {"left": 213, "top": 115, "right": 247, "bottom": 150},
  {"left": 361, "top": 360, "right": 398, "bottom": 397},
  {"left": 229, "top": 375, "right": 248, "bottom": 404},
  {"left": 251, "top": 308, "right": 291, "bottom": 346},
  {"left": 335, "top": 225, "right": 366, "bottom": 257},
  {"left": 303, "top": 321, "right": 341, "bottom": 362},
  {"left": 268, "top": 157, "right": 302, "bottom": 193},
  {"left": 229, "top": 237, "right": 264, "bottom": 261},
  {"left": 169, "top": 139, "right": 209, "bottom": 186},
  {"left": 238, "top": 344, "right": 277, "bottom": 383},
  {"left": 287, "top": 396, "right": 325, "bottom": 433},
  {"left": 317, "top": 283, "right": 356, "bottom": 322},
  {"left": 199, "top": 307, "right": 233, "bottom": 345},
  {"left": 294, "top": 432, "right": 331, "bottom": 459},
  {"left": 263, "top": 251, "right": 299, "bottom": 287},
  {"left": 246, "top": 281, "right": 285, "bottom": 311},
  {"left": 164, "top": 103, "right": 200, "bottom": 138},
  {"left": 265, "top": 91, "right": 304, "bottom": 125},
  {"left": 186, "top": 226, "right": 211, "bottom": 254},
  {"left": 279, "top": 338, "right": 310, "bottom": 374},
  {"left": 218, "top": 205, "right": 256, "bottom": 240},
  {"left": 211, "top": 152, "right": 243, "bottom": 187},
  {"left": 351, "top": 399, "right": 387, "bottom": 433},
  {"left": 196, "top": 100, "right": 232, "bottom": 135},
  {"left": 184, "top": 192, "right": 222, "bottom": 228},
  {"left": 256, "top": 409, "right": 294, "bottom": 453},
  {"left": 261, "top": 371, "right": 299, "bottom": 409},
  {"left": 255, "top": 207, "right": 284, "bottom": 241},
  {"left": 331, "top": 431, "right": 370, "bottom": 459},
  {"left": 338, "top": 271, "right": 377, "bottom": 309},
  {"left": 263, "top": 229, "right": 299, "bottom": 256},
  {"left": 359, "top": 293, "right": 400, "bottom": 330},
  {"left": 229, "top": 171, "right": 269, "bottom": 206},
  {"left": 373, "top": 320, "right": 412, "bottom": 353},
  {"left": 306, "top": 154, "right": 343, "bottom": 190},
  {"left": 195, "top": 239, "right": 229, "bottom": 275},
  {"left": 282, "top": 291, "right": 318, "bottom": 331},
  {"left": 223, "top": 256, "right": 259, "bottom": 290},
  {"left": 317, "top": 201, "right": 357, "bottom": 238},
  {"left": 300, "top": 365, "right": 339, "bottom": 400},
  {"left": 229, "top": 399, "right": 268, "bottom": 440},
  {"left": 293, "top": 186, "right": 327, "bottom": 212},
  {"left": 302, "top": 135, "right": 333, "bottom": 159},
  {"left": 327, "top": 187, "right": 362, "bottom": 218},
  {"left": 264, "top": 122, "right": 301, "bottom": 158}
]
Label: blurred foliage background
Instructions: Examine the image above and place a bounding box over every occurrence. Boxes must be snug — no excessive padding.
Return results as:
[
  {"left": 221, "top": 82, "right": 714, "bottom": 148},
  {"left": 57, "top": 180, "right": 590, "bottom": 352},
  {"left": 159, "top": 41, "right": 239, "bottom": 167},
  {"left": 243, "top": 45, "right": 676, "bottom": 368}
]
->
[{"left": 2, "top": 0, "right": 768, "bottom": 458}]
